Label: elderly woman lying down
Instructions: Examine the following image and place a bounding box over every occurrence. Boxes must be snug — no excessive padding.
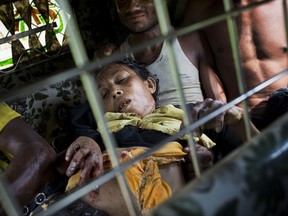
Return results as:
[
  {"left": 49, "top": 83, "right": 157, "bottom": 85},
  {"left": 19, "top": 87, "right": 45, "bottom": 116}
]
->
[{"left": 61, "top": 58, "right": 259, "bottom": 215}]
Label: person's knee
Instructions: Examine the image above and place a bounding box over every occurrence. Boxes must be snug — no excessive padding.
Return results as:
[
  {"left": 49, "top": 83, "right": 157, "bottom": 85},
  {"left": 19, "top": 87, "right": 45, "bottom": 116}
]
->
[
  {"left": 42, "top": 145, "right": 57, "bottom": 166},
  {"left": 32, "top": 140, "right": 57, "bottom": 170}
]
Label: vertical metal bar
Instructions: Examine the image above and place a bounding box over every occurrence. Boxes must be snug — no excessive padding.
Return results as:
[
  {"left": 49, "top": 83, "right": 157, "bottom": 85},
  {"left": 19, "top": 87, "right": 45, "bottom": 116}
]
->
[
  {"left": 56, "top": 1, "right": 137, "bottom": 216},
  {"left": 223, "top": 0, "right": 252, "bottom": 141},
  {"left": 283, "top": 0, "right": 288, "bottom": 48},
  {"left": 154, "top": 0, "right": 201, "bottom": 178}
]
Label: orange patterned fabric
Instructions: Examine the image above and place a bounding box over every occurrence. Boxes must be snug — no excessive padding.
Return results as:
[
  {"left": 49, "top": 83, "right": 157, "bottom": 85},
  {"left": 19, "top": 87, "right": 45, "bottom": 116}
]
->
[
  {"left": 66, "top": 142, "right": 186, "bottom": 214},
  {"left": 119, "top": 142, "right": 186, "bottom": 214}
]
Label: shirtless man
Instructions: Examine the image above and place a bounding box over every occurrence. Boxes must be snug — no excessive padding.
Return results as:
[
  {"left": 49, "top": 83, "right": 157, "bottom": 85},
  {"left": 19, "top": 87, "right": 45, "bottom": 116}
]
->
[{"left": 182, "top": 0, "right": 288, "bottom": 129}]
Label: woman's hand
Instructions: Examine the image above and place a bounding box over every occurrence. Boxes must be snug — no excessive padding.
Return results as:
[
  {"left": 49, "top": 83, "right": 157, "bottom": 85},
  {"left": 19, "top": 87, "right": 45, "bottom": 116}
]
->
[
  {"left": 65, "top": 136, "right": 103, "bottom": 185},
  {"left": 182, "top": 144, "right": 214, "bottom": 181}
]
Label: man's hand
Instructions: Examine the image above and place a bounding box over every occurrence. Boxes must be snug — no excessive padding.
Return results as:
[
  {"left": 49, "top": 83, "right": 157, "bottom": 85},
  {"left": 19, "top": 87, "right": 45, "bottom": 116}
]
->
[
  {"left": 94, "top": 42, "right": 117, "bottom": 59},
  {"left": 188, "top": 98, "right": 243, "bottom": 136},
  {"left": 65, "top": 136, "right": 103, "bottom": 186}
]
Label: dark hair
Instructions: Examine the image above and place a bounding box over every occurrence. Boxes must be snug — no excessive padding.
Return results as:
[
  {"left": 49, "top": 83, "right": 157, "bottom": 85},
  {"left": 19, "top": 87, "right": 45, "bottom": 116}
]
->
[{"left": 97, "top": 58, "right": 159, "bottom": 102}]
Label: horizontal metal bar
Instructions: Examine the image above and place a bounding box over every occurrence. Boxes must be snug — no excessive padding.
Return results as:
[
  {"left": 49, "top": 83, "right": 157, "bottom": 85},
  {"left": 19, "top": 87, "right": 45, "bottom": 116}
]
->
[
  {"left": 0, "top": 23, "right": 56, "bottom": 45},
  {"left": 35, "top": 68, "right": 288, "bottom": 216}
]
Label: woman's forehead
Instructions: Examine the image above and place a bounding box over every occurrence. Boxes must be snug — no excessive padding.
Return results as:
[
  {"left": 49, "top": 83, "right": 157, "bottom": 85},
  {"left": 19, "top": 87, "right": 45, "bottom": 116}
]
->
[{"left": 97, "top": 64, "right": 135, "bottom": 79}]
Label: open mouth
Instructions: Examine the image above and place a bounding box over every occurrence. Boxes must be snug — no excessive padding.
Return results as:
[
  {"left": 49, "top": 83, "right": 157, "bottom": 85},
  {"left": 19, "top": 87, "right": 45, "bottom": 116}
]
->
[{"left": 118, "top": 99, "right": 131, "bottom": 112}]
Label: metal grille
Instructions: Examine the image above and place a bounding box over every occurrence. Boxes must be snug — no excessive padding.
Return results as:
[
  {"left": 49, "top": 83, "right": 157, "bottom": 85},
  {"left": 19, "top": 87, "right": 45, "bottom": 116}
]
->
[{"left": 0, "top": 0, "right": 287, "bottom": 215}]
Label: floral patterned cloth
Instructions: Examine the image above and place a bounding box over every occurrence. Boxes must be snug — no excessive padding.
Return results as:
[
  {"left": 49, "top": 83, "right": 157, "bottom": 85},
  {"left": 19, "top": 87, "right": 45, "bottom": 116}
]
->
[{"left": 6, "top": 77, "right": 86, "bottom": 144}]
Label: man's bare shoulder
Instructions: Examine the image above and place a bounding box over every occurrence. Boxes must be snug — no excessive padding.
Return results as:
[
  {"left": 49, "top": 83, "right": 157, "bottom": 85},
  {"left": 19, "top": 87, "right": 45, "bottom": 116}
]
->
[{"left": 178, "top": 30, "right": 202, "bottom": 46}]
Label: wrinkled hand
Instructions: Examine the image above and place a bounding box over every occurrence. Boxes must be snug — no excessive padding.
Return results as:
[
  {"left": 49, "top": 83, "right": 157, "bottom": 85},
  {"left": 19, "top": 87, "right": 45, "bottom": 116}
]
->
[
  {"left": 183, "top": 144, "right": 213, "bottom": 181},
  {"left": 94, "top": 42, "right": 117, "bottom": 59},
  {"left": 65, "top": 136, "right": 103, "bottom": 186},
  {"left": 188, "top": 98, "right": 243, "bottom": 136},
  {"left": 224, "top": 105, "right": 243, "bottom": 125}
]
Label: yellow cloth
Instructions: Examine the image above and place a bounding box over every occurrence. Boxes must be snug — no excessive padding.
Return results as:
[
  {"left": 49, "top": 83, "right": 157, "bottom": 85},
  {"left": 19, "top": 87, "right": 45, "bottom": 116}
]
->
[
  {"left": 0, "top": 102, "right": 21, "bottom": 131},
  {"left": 66, "top": 105, "right": 216, "bottom": 212},
  {"left": 66, "top": 171, "right": 81, "bottom": 192},
  {"left": 102, "top": 105, "right": 183, "bottom": 135},
  {"left": 0, "top": 102, "right": 20, "bottom": 170},
  {"left": 66, "top": 142, "right": 187, "bottom": 214},
  {"left": 99, "top": 105, "right": 216, "bottom": 149},
  {"left": 120, "top": 142, "right": 186, "bottom": 214}
]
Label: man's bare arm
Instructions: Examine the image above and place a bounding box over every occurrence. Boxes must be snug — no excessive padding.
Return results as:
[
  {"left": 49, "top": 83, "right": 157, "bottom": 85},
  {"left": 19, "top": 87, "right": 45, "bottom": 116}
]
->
[{"left": 198, "top": 32, "right": 227, "bottom": 102}]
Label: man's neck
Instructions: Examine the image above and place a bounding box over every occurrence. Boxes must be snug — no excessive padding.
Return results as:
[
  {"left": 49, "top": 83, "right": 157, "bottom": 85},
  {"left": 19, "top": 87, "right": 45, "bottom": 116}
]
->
[
  {"left": 128, "top": 32, "right": 164, "bottom": 65},
  {"left": 128, "top": 24, "right": 162, "bottom": 46}
]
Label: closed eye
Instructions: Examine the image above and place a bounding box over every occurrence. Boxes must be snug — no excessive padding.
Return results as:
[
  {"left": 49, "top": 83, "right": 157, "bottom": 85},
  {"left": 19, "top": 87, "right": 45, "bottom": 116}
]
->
[
  {"left": 101, "top": 89, "right": 109, "bottom": 99},
  {"left": 116, "top": 77, "right": 126, "bottom": 84}
]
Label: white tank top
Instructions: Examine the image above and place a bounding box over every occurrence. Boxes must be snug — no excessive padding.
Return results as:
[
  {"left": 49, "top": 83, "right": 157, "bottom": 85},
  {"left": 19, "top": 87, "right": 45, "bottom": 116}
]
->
[{"left": 120, "top": 38, "right": 204, "bottom": 107}]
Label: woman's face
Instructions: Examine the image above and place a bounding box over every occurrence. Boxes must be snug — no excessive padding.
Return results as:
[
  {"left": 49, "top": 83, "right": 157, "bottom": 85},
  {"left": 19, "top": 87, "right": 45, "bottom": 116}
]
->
[{"left": 96, "top": 63, "right": 156, "bottom": 117}]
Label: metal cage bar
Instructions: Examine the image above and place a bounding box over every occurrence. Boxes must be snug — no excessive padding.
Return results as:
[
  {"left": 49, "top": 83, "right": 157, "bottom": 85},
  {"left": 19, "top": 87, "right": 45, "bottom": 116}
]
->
[
  {"left": 0, "top": 0, "right": 287, "bottom": 215},
  {"left": 154, "top": 0, "right": 201, "bottom": 178}
]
